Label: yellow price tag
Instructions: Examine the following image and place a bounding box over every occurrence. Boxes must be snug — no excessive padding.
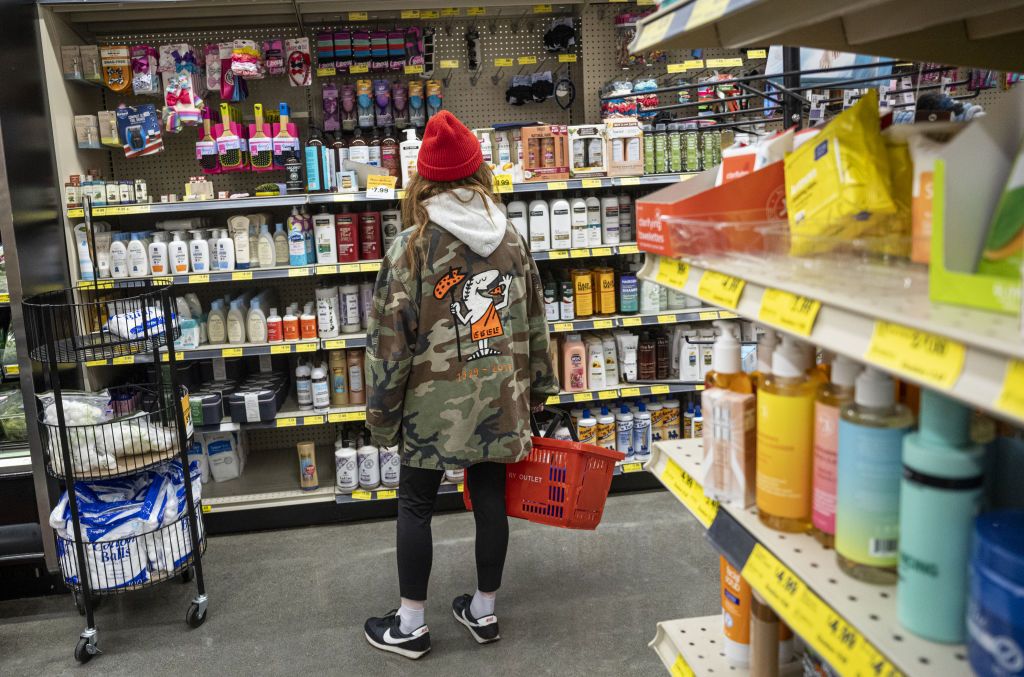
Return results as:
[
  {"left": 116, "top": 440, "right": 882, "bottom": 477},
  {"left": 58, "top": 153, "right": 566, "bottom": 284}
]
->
[
  {"left": 659, "top": 457, "right": 719, "bottom": 527},
  {"left": 747, "top": 49, "right": 767, "bottom": 59},
  {"left": 67, "top": 208, "right": 85, "bottom": 218},
  {"left": 547, "top": 181, "right": 568, "bottom": 191},
  {"left": 316, "top": 264, "right": 336, "bottom": 276},
  {"left": 656, "top": 258, "right": 690, "bottom": 290},
  {"left": 221, "top": 348, "right": 243, "bottom": 358},
  {"left": 5, "top": 365, "right": 18, "bottom": 376},
  {"left": 592, "top": 247, "right": 612, "bottom": 256},
  {"left": 329, "top": 411, "right": 366, "bottom": 423},
  {"left": 95, "top": 204, "right": 151, "bottom": 216},
  {"left": 112, "top": 355, "right": 135, "bottom": 365},
  {"left": 548, "top": 250, "right": 569, "bottom": 260},
  {"left": 545, "top": 395, "right": 561, "bottom": 405},
  {"left": 231, "top": 271, "right": 253, "bottom": 281},
  {"left": 189, "top": 274, "right": 210, "bottom": 284},
  {"left": 651, "top": 385, "right": 670, "bottom": 395},
  {"left": 581, "top": 178, "right": 603, "bottom": 189},
  {"left": 304, "top": 415, "right": 325, "bottom": 426},
  {"left": 494, "top": 58, "right": 514, "bottom": 68},
  {"left": 0, "top": 293, "right": 10, "bottom": 303},
  {"left": 367, "top": 174, "right": 398, "bottom": 199},
  {"left": 622, "top": 462, "right": 644, "bottom": 473},
  {"left": 684, "top": 59, "right": 705, "bottom": 69},
  {"left": 758, "top": 288, "right": 821, "bottom": 337},
  {"left": 593, "top": 319, "right": 614, "bottom": 329},
  {"left": 619, "top": 177, "right": 641, "bottom": 186},
  {"left": 441, "top": 8, "right": 460, "bottom": 16},
  {"left": 552, "top": 322, "right": 573, "bottom": 332},
  {"left": 620, "top": 387, "right": 641, "bottom": 397},
  {"left": 348, "top": 11, "right": 368, "bottom": 20},
  {"left": 332, "top": 193, "right": 357, "bottom": 202},
  {"left": 670, "top": 654, "right": 695, "bottom": 677},
  {"left": 288, "top": 267, "right": 309, "bottom": 277},
  {"left": 421, "top": 10, "right": 440, "bottom": 19},
  {"left": 159, "top": 351, "right": 185, "bottom": 363},
  {"left": 569, "top": 249, "right": 590, "bottom": 259},
  {"left": 467, "top": 7, "right": 486, "bottom": 16},
  {"left": 635, "top": 13, "right": 672, "bottom": 51},
  {"left": 658, "top": 314, "right": 678, "bottom": 324},
  {"left": 517, "top": 56, "right": 537, "bottom": 65},
  {"left": 324, "top": 339, "right": 347, "bottom": 349},
  {"left": 403, "top": 64, "right": 424, "bottom": 75},
  {"left": 338, "top": 263, "right": 360, "bottom": 274},
  {"left": 457, "top": 483, "right": 464, "bottom": 492},
  {"left": 533, "top": 4, "right": 553, "bottom": 13},
  {"left": 316, "top": 66, "right": 336, "bottom": 77},
  {"left": 718, "top": 311, "right": 737, "bottom": 319},
  {"left": 622, "top": 317, "right": 642, "bottom": 327},
  {"left": 400, "top": 9, "right": 420, "bottom": 18},
  {"left": 439, "top": 59, "right": 459, "bottom": 69},
  {"left": 271, "top": 344, "right": 291, "bottom": 354},
  {"left": 864, "top": 321, "right": 965, "bottom": 390},
  {"left": 741, "top": 544, "right": 806, "bottom": 621},
  {"left": 350, "top": 64, "right": 369, "bottom": 74},
  {"left": 638, "top": 0, "right": 656, "bottom": 4},
  {"left": 360, "top": 262, "right": 381, "bottom": 272},
  {"left": 492, "top": 175, "right": 514, "bottom": 193},
  {"left": 666, "top": 63, "right": 688, "bottom": 73},
  {"left": 598, "top": 390, "right": 618, "bottom": 400},
  {"left": 697, "top": 270, "right": 745, "bottom": 309},
  {"left": 685, "top": 0, "right": 730, "bottom": 31},
  {"left": 201, "top": 504, "right": 212, "bottom": 513},
  {"left": 706, "top": 57, "right": 744, "bottom": 67},
  {"left": 558, "top": 54, "right": 578, "bottom": 63},
  {"left": 277, "top": 418, "right": 297, "bottom": 428},
  {"left": 573, "top": 392, "right": 594, "bottom": 403},
  {"left": 997, "top": 360, "right": 1024, "bottom": 420},
  {"left": 377, "top": 489, "right": 397, "bottom": 500},
  {"left": 351, "top": 489, "right": 372, "bottom": 500},
  {"left": 296, "top": 342, "right": 317, "bottom": 353},
  {"left": 619, "top": 244, "right": 639, "bottom": 254},
  {"left": 85, "top": 359, "right": 107, "bottom": 368}
]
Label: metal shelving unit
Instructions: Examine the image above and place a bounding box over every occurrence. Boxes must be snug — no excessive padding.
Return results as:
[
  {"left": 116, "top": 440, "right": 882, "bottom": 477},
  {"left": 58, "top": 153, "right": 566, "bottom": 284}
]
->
[{"left": 650, "top": 616, "right": 802, "bottom": 677}]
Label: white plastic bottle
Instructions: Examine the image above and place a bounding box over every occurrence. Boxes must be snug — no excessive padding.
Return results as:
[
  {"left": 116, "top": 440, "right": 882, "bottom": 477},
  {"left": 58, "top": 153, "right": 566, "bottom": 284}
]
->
[
  {"left": 127, "top": 233, "right": 149, "bottom": 277},
  {"left": 217, "top": 229, "right": 235, "bottom": 271},
  {"left": 357, "top": 441, "right": 381, "bottom": 490},
  {"left": 381, "top": 209, "right": 401, "bottom": 253},
  {"left": 548, "top": 194, "right": 571, "bottom": 250},
  {"left": 479, "top": 133, "right": 493, "bottom": 164},
  {"left": 528, "top": 199, "right": 550, "bottom": 251},
  {"left": 633, "top": 402, "right": 652, "bottom": 459},
  {"left": 339, "top": 284, "right": 361, "bottom": 334},
  {"left": 288, "top": 214, "right": 306, "bottom": 267},
  {"left": 228, "top": 215, "right": 250, "bottom": 270},
  {"left": 226, "top": 299, "right": 246, "bottom": 344},
  {"left": 615, "top": 404, "right": 635, "bottom": 458},
  {"left": 168, "top": 232, "right": 189, "bottom": 274},
  {"left": 315, "top": 284, "right": 341, "bottom": 339},
  {"left": 506, "top": 200, "right": 528, "bottom": 242},
  {"left": 379, "top": 445, "right": 401, "bottom": 489},
  {"left": 248, "top": 223, "right": 260, "bottom": 269},
  {"left": 496, "top": 133, "right": 512, "bottom": 164},
  {"left": 585, "top": 196, "right": 602, "bottom": 246},
  {"left": 597, "top": 407, "right": 616, "bottom": 450},
  {"left": 399, "top": 128, "right": 421, "bottom": 188},
  {"left": 74, "top": 224, "right": 95, "bottom": 281},
  {"left": 273, "top": 223, "right": 289, "bottom": 266},
  {"left": 296, "top": 360, "right": 313, "bottom": 410},
  {"left": 247, "top": 298, "right": 267, "bottom": 343},
  {"left": 266, "top": 306, "right": 283, "bottom": 342},
  {"left": 257, "top": 223, "right": 275, "bottom": 268},
  {"left": 617, "top": 194, "right": 634, "bottom": 243},
  {"left": 148, "top": 232, "right": 168, "bottom": 275},
  {"left": 189, "top": 231, "right": 209, "bottom": 273},
  {"left": 311, "top": 362, "right": 330, "bottom": 413},
  {"left": 570, "top": 194, "right": 588, "bottom": 248},
  {"left": 313, "top": 208, "right": 337, "bottom": 263},
  {"left": 587, "top": 338, "right": 605, "bottom": 390},
  {"left": 577, "top": 409, "right": 597, "bottom": 446},
  {"left": 680, "top": 328, "right": 701, "bottom": 381},
  {"left": 335, "top": 441, "right": 358, "bottom": 494},
  {"left": 206, "top": 299, "right": 227, "bottom": 344},
  {"left": 600, "top": 195, "right": 620, "bottom": 245}
]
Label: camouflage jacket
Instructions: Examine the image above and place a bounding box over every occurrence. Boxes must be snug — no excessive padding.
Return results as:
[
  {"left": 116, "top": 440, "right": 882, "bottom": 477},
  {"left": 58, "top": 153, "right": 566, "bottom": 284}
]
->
[{"left": 366, "top": 190, "right": 559, "bottom": 470}]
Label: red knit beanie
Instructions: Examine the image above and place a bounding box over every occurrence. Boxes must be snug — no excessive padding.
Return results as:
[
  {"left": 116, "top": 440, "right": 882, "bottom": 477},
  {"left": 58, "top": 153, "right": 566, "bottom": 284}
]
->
[{"left": 416, "top": 110, "right": 483, "bottom": 182}]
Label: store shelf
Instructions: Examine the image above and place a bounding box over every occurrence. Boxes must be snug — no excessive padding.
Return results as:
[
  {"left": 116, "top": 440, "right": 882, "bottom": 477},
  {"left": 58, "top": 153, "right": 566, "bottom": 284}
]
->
[
  {"left": 650, "top": 616, "right": 802, "bottom": 677},
  {"left": 0, "top": 292, "right": 9, "bottom": 305},
  {"left": 0, "top": 446, "right": 33, "bottom": 477},
  {"left": 629, "top": 0, "right": 1024, "bottom": 72},
  {"left": 202, "top": 445, "right": 338, "bottom": 513},
  {"left": 548, "top": 308, "right": 731, "bottom": 333},
  {"left": 530, "top": 243, "right": 642, "bottom": 261},
  {"left": 335, "top": 481, "right": 463, "bottom": 505},
  {"left": 546, "top": 382, "right": 702, "bottom": 406},
  {"left": 83, "top": 336, "right": 366, "bottom": 366},
  {"left": 640, "top": 254, "right": 1024, "bottom": 427},
  {"left": 645, "top": 439, "right": 970, "bottom": 677},
  {"left": 196, "top": 404, "right": 366, "bottom": 433},
  {"left": 76, "top": 261, "right": 382, "bottom": 288},
  {"left": 65, "top": 174, "right": 696, "bottom": 220},
  {"left": 2, "top": 364, "right": 19, "bottom": 379}
]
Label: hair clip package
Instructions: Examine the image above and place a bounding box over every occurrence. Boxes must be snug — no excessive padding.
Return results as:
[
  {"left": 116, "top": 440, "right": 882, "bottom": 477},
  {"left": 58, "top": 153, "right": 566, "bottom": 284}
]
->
[
  {"left": 373, "top": 79, "right": 393, "bottom": 127},
  {"left": 356, "top": 79, "right": 375, "bottom": 128},
  {"left": 285, "top": 37, "right": 311, "bottom": 87},
  {"left": 115, "top": 104, "right": 164, "bottom": 158},
  {"left": 231, "top": 39, "right": 264, "bottom": 79},
  {"left": 408, "top": 80, "right": 426, "bottom": 128},
  {"left": 388, "top": 30, "right": 405, "bottom": 72},
  {"left": 351, "top": 31, "right": 371, "bottom": 66},
  {"left": 264, "top": 39, "right": 285, "bottom": 76},
  {"left": 323, "top": 83, "right": 340, "bottom": 132},
  {"left": 316, "top": 32, "right": 334, "bottom": 71},
  {"left": 426, "top": 79, "right": 443, "bottom": 119},
  {"left": 205, "top": 44, "right": 221, "bottom": 92},
  {"left": 100, "top": 46, "right": 132, "bottom": 92},
  {"left": 340, "top": 83, "right": 357, "bottom": 131},
  {"left": 370, "top": 31, "right": 389, "bottom": 72},
  {"left": 392, "top": 81, "right": 409, "bottom": 129},
  {"left": 131, "top": 45, "right": 160, "bottom": 96},
  {"left": 334, "top": 31, "right": 352, "bottom": 73}
]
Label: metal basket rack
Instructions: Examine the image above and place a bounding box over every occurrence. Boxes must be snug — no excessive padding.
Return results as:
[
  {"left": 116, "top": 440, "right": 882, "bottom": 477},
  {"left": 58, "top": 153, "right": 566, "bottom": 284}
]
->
[{"left": 23, "top": 255, "right": 208, "bottom": 663}]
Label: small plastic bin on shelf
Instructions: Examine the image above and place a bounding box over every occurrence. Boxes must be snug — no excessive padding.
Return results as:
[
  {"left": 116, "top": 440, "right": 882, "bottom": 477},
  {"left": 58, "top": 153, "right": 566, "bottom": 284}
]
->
[
  {"left": 39, "top": 383, "right": 193, "bottom": 481},
  {"left": 23, "top": 280, "right": 178, "bottom": 364},
  {"left": 463, "top": 409, "right": 624, "bottom": 530}
]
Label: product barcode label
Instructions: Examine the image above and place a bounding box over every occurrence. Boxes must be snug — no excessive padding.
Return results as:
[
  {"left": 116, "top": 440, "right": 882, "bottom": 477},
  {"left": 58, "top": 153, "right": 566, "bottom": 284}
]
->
[{"left": 869, "top": 538, "right": 898, "bottom": 557}]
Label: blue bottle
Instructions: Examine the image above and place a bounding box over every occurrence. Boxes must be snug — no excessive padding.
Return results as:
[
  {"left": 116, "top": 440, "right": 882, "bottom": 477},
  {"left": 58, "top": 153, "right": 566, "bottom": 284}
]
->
[{"left": 288, "top": 209, "right": 305, "bottom": 267}]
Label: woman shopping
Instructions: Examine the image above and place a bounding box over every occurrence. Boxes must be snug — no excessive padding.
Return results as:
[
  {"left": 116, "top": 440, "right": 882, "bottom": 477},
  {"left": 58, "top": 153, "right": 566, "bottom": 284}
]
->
[{"left": 363, "top": 110, "right": 559, "bottom": 659}]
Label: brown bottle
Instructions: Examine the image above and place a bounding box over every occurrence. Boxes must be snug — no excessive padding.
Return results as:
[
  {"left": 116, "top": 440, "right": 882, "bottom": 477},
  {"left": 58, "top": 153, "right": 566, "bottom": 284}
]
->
[
  {"left": 348, "top": 128, "right": 369, "bottom": 166},
  {"left": 368, "top": 127, "right": 382, "bottom": 169},
  {"left": 380, "top": 127, "right": 399, "bottom": 179},
  {"left": 655, "top": 332, "right": 670, "bottom": 380},
  {"left": 638, "top": 333, "right": 656, "bottom": 381}
]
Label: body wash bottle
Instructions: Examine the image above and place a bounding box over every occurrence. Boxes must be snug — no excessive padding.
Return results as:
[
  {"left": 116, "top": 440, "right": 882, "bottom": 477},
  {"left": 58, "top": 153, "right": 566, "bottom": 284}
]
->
[
  {"left": 226, "top": 299, "right": 246, "bottom": 345},
  {"left": 756, "top": 336, "right": 816, "bottom": 532},
  {"left": 704, "top": 321, "right": 753, "bottom": 393},
  {"left": 189, "top": 231, "right": 209, "bottom": 273},
  {"left": 257, "top": 223, "right": 275, "bottom": 268},
  {"left": 897, "top": 390, "right": 985, "bottom": 642},
  {"left": 273, "top": 223, "right": 289, "bottom": 265},
  {"left": 750, "top": 327, "right": 778, "bottom": 390},
  {"left": 561, "top": 333, "right": 587, "bottom": 392},
  {"left": 585, "top": 196, "right": 602, "bottom": 246},
  {"left": 835, "top": 367, "right": 913, "bottom": 583},
  {"left": 247, "top": 299, "right": 267, "bottom": 343},
  {"left": 811, "top": 355, "right": 861, "bottom": 547},
  {"left": 168, "top": 232, "right": 189, "bottom": 274}
]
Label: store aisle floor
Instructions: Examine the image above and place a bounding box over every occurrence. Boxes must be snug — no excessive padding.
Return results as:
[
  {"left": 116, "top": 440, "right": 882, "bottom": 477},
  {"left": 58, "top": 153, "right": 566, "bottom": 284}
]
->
[{"left": 0, "top": 490, "right": 718, "bottom": 677}]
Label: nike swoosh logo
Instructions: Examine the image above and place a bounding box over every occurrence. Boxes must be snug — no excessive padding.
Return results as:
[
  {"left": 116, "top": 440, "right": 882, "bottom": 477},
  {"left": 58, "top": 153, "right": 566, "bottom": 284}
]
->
[{"left": 382, "top": 629, "right": 408, "bottom": 645}]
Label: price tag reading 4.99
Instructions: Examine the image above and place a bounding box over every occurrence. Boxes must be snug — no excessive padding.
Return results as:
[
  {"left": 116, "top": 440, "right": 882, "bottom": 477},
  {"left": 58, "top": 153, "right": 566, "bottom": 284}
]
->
[{"left": 366, "top": 174, "right": 397, "bottom": 200}]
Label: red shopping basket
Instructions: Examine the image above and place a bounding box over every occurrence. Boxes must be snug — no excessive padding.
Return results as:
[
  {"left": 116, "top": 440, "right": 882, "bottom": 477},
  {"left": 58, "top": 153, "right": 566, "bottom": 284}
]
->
[{"left": 463, "top": 408, "right": 625, "bottom": 530}]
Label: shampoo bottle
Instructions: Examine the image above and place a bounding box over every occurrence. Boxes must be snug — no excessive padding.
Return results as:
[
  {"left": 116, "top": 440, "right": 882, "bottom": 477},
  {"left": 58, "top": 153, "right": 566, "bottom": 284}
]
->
[
  {"left": 549, "top": 194, "right": 571, "bottom": 250},
  {"left": 704, "top": 321, "right": 753, "bottom": 393},
  {"left": 897, "top": 389, "right": 986, "bottom": 643},
  {"left": 600, "top": 195, "right": 620, "bottom": 245},
  {"left": 313, "top": 207, "right": 337, "bottom": 263},
  {"left": 347, "top": 350, "right": 365, "bottom": 405},
  {"left": 835, "top": 367, "right": 913, "bottom": 583},
  {"left": 633, "top": 402, "right": 652, "bottom": 460},
  {"left": 587, "top": 338, "right": 605, "bottom": 390},
  {"left": 311, "top": 362, "right": 330, "bottom": 413},
  {"left": 266, "top": 307, "right": 283, "bottom": 342},
  {"left": 615, "top": 405, "right": 634, "bottom": 458},
  {"left": 357, "top": 439, "right": 380, "bottom": 490},
  {"left": 570, "top": 194, "right": 588, "bottom": 248},
  {"left": 528, "top": 199, "right": 550, "bottom": 251},
  {"left": 596, "top": 406, "right": 616, "bottom": 450},
  {"left": 585, "top": 196, "right": 602, "bottom": 246},
  {"left": 300, "top": 302, "right": 317, "bottom": 340},
  {"left": 288, "top": 212, "right": 306, "bottom": 266},
  {"left": 283, "top": 305, "right": 299, "bottom": 341},
  {"left": 577, "top": 409, "right": 597, "bottom": 446},
  {"left": 506, "top": 200, "right": 528, "bottom": 242},
  {"left": 617, "top": 193, "right": 634, "bottom": 242},
  {"left": 756, "top": 335, "right": 816, "bottom": 532},
  {"left": 811, "top": 355, "right": 862, "bottom": 547},
  {"left": 295, "top": 360, "right": 313, "bottom": 410},
  {"left": 399, "top": 128, "right": 421, "bottom": 188}
]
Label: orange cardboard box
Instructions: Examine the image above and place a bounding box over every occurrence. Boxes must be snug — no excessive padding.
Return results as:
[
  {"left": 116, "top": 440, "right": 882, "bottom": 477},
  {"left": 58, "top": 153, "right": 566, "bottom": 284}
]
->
[
  {"left": 521, "top": 124, "right": 570, "bottom": 182},
  {"left": 635, "top": 162, "right": 787, "bottom": 258}
]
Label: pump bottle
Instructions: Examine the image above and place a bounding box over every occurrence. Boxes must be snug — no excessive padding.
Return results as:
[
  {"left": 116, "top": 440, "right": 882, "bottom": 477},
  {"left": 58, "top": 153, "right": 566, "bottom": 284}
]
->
[{"left": 704, "top": 321, "right": 753, "bottom": 393}]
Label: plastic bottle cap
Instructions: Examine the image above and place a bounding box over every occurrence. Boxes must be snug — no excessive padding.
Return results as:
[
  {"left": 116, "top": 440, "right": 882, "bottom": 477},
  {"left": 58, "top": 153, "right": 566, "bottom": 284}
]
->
[
  {"left": 854, "top": 367, "right": 895, "bottom": 408},
  {"left": 638, "top": 403, "right": 647, "bottom": 412},
  {"left": 694, "top": 405, "right": 701, "bottom": 416},
  {"left": 582, "top": 409, "right": 592, "bottom": 418},
  {"left": 712, "top": 320, "right": 741, "bottom": 373},
  {"left": 620, "top": 405, "right": 630, "bottom": 414},
  {"left": 918, "top": 388, "right": 971, "bottom": 447},
  {"left": 601, "top": 406, "right": 610, "bottom": 416},
  {"left": 831, "top": 355, "right": 862, "bottom": 388},
  {"left": 772, "top": 335, "right": 809, "bottom": 378},
  {"left": 270, "top": 307, "right": 277, "bottom": 315}
]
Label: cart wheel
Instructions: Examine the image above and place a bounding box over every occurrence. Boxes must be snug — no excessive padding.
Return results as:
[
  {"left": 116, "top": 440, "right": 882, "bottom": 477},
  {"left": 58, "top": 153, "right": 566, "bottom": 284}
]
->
[
  {"left": 74, "top": 637, "right": 94, "bottom": 664},
  {"left": 180, "top": 567, "right": 194, "bottom": 584},
  {"left": 186, "top": 602, "right": 207, "bottom": 628}
]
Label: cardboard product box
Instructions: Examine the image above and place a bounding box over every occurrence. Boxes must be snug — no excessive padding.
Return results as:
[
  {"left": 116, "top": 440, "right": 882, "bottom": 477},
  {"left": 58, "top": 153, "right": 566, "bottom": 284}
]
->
[
  {"left": 604, "top": 118, "right": 643, "bottom": 177},
  {"left": 521, "top": 124, "right": 570, "bottom": 182},
  {"left": 568, "top": 124, "right": 607, "bottom": 178},
  {"left": 635, "top": 161, "right": 786, "bottom": 259},
  {"left": 79, "top": 45, "right": 101, "bottom": 81},
  {"left": 699, "top": 388, "right": 756, "bottom": 508},
  {"left": 61, "top": 45, "right": 82, "bottom": 78}
]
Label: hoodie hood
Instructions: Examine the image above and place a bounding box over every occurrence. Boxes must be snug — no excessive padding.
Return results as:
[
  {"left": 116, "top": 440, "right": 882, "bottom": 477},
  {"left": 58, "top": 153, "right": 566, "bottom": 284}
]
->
[{"left": 423, "top": 188, "right": 508, "bottom": 257}]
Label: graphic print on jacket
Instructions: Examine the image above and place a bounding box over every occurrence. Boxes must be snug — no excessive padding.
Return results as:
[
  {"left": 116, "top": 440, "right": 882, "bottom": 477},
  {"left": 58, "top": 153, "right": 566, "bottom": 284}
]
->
[{"left": 365, "top": 189, "right": 559, "bottom": 470}]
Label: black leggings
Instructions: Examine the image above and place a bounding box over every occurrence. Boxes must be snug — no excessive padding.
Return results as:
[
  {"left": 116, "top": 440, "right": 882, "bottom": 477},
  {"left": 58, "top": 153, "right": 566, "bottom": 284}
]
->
[{"left": 397, "top": 462, "right": 508, "bottom": 601}]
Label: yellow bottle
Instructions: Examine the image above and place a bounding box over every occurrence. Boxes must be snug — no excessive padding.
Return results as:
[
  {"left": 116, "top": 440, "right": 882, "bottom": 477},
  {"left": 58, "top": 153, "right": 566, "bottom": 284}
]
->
[
  {"left": 750, "top": 326, "right": 778, "bottom": 392},
  {"left": 756, "top": 335, "right": 816, "bottom": 532},
  {"left": 703, "top": 321, "right": 753, "bottom": 394}
]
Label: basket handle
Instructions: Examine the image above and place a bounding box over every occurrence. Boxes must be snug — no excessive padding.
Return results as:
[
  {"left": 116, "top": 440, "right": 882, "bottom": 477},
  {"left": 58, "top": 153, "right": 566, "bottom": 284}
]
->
[{"left": 531, "top": 406, "right": 578, "bottom": 442}]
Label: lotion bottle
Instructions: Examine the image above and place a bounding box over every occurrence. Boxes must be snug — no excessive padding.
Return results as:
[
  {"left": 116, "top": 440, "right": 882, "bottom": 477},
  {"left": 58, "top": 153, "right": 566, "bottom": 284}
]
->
[
  {"left": 168, "top": 232, "right": 189, "bottom": 274},
  {"left": 273, "top": 223, "right": 289, "bottom": 265},
  {"left": 228, "top": 215, "right": 250, "bottom": 270},
  {"left": 127, "top": 232, "right": 149, "bottom": 277},
  {"left": 811, "top": 355, "right": 861, "bottom": 547},
  {"left": 267, "top": 306, "right": 283, "bottom": 342},
  {"left": 246, "top": 299, "right": 267, "bottom": 343},
  {"left": 549, "top": 194, "right": 571, "bottom": 250},
  {"left": 226, "top": 299, "right": 246, "bottom": 344},
  {"left": 399, "top": 128, "right": 421, "bottom": 188},
  {"left": 528, "top": 198, "right": 550, "bottom": 251},
  {"left": 217, "top": 229, "right": 235, "bottom": 271},
  {"left": 189, "top": 230, "right": 210, "bottom": 272},
  {"left": 148, "top": 232, "right": 168, "bottom": 275},
  {"left": 257, "top": 223, "right": 275, "bottom": 268}
]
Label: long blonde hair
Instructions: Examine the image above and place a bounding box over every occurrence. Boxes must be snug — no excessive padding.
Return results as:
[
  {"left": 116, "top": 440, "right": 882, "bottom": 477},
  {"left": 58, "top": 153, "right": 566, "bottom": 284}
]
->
[{"left": 400, "top": 163, "right": 495, "bottom": 266}]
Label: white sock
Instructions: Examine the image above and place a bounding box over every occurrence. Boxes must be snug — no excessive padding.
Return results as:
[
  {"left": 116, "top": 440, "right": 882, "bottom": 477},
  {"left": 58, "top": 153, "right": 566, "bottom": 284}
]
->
[
  {"left": 398, "top": 604, "right": 425, "bottom": 634},
  {"left": 470, "top": 590, "right": 496, "bottom": 619}
]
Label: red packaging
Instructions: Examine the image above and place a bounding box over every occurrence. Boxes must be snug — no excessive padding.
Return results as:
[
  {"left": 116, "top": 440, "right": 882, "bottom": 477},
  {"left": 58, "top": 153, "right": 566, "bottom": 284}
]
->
[
  {"left": 359, "top": 210, "right": 382, "bottom": 260},
  {"left": 335, "top": 211, "right": 360, "bottom": 262},
  {"left": 267, "top": 316, "right": 283, "bottom": 342}
]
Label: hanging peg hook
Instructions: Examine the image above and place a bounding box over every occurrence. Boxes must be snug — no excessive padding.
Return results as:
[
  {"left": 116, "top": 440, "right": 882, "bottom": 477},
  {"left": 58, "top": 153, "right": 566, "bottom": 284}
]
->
[
  {"left": 511, "top": 8, "right": 530, "bottom": 34},
  {"left": 491, "top": 65, "right": 506, "bottom": 86}
]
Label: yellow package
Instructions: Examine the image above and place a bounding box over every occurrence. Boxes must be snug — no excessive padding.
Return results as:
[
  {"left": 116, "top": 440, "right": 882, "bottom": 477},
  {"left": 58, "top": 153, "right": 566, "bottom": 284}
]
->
[
  {"left": 873, "top": 137, "right": 912, "bottom": 257},
  {"left": 784, "top": 90, "right": 897, "bottom": 256}
]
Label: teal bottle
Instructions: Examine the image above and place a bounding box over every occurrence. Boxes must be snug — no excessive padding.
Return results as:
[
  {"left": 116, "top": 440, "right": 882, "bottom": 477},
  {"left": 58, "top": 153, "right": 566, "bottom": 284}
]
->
[{"left": 897, "top": 389, "right": 986, "bottom": 643}]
